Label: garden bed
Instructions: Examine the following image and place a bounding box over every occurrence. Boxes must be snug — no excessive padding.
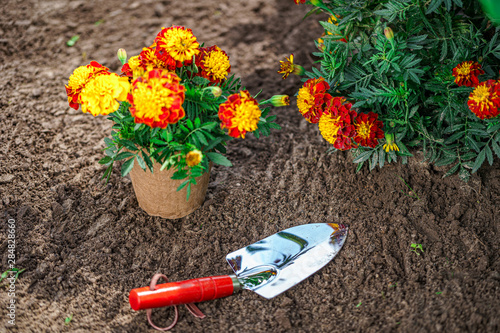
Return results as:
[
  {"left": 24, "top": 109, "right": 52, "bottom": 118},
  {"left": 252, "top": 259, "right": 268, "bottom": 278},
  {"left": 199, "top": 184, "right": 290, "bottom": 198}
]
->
[{"left": 1, "top": 0, "right": 499, "bottom": 331}]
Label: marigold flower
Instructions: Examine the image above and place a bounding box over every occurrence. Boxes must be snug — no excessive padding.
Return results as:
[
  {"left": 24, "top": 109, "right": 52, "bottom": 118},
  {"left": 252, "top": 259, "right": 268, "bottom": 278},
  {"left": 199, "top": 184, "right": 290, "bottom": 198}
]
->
[
  {"left": 218, "top": 90, "right": 261, "bottom": 139},
  {"left": 186, "top": 149, "right": 203, "bottom": 167},
  {"left": 195, "top": 45, "right": 231, "bottom": 84},
  {"left": 155, "top": 26, "right": 200, "bottom": 63},
  {"left": 142, "top": 45, "right": 178, "bottom": 71},
  {"left": 294, "top": 0, "right": 306, "bottom": 4},
  {"left": 383, "top": 133, "right": 399, "bottom": 152},
  {"left": 80, "top": 73, "right": 130, "bottom": 116},
  {"left": 452, "top": 61, "right": 485, "bottom": 87},
  {"left": 467, "top": 80, "right": 500, "bottom": 119},
  {"left": 297, "top": 78, "right": 330, "bottom": 123},
  {"left": 128, "top": 70, "right": 186, "bottom": 128},
  {"left": 353, "top": 112, "right": 384, "bottom": 148},
  {"left": 318, "top": 96, "right": 357, "bottom": 150},
  {"left": 278, "top": 54, "right": 305, "bottom": 80},
  {"left": 65, "top": 61, "right": 109, "bottom": 110}
]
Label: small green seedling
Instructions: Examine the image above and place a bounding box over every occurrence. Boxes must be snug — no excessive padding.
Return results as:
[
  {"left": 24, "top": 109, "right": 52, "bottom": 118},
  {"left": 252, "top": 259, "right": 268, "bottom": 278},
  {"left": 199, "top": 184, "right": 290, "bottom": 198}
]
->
[
  {"left": 410, "top": 243, "right": 424, "bottom": 255},
  {"left": 0, "top": 268, "right": 26, "bottom": 284},
  {"left": 66, "top": 35, "right": 80, "bottom": 47},
  {"left": 355, "top": 301, "right": 362, "bottom": 308},
  {"left": 435, "top": 291, "right": 442, "bottom": 295},
  {"left": 65, "top": 314, "right": 73, "bottom": 325},
  {"left": 397, "top": 175, "right": 420, "bottom": 200}
]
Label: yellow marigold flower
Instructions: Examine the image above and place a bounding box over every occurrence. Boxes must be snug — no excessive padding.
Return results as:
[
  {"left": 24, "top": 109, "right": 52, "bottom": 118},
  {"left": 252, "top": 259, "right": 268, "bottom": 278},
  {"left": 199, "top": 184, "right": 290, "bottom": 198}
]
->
[
  {"left": 218, "top": 90, "right": 261, "bottom": 138},
  {"left": 155, "top": 26, "right": 200, "bottom": 63},
  {"left": 383, "top": 133, "right": 400, "bottom": 152},
  {"left": 278, "top": 54, "right": 305, "bottom": 79},
  {"left": 128, "top": 69, "right": 186, "bottom": 128},
  {"left": 65, "top": 61, "right": 109, "bottom": 110},
  {"left": 186, "top": 150, "right": 203, "bottom": 167},
  {"left": 196, "top": 45, "right": 231, "bottom": 84},
  {"left": 79, "top": 73, "right": 130, "bottom": 116}
]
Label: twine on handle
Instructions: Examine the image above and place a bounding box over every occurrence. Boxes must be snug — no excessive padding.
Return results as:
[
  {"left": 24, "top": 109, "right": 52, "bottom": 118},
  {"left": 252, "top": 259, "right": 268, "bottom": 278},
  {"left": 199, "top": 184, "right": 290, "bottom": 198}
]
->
[{"left": 146, "top": 273, "right": 206, "bottom": 331}]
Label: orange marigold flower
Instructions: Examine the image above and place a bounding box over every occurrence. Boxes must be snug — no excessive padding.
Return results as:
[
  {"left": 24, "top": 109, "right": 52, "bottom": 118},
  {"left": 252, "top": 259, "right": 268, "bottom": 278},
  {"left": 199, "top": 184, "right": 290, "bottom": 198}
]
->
[
  {"left": 319, "top": 96, "right": 357, "bottom": 150},
  {"left": 186, "top": 149, "right": 203, "bottom": 167},
  {"left": 195, "top": 45, "right": 231, "bottom": 84},
  {"left": 142, "top": 45, "right": 178, "bottom": 71},
  {"left": 278, "top": 54, "right": 305, "bottom": 79},
  {"left": 218, "top": 90, "right": 261, "bottom": 139},
  {"left": 294, "top": 0, "right": 306, "bottom": 4},
  {"left": 353, "top": 112, "right": 384, "bottom": 148},
  {"left": 80, "top": 73, "right": 130, "bottom": 116},
  {"left": 128, "top": 69, "right": 186, "bottom": 128},
  {"left": 467, "top": 80, "right": 500, "bottom": 120},
  {"left": 452, "top": 61, "right": 485, "bottom": 87},
  {"left": 65, "top": 61, "right": 109, "bottom": 110},
  {"left": 155, "top": 26, "right": 200, "bottom": 64},
  {"left": 297, "top": 78, "right": 330, "bottom": 123}
]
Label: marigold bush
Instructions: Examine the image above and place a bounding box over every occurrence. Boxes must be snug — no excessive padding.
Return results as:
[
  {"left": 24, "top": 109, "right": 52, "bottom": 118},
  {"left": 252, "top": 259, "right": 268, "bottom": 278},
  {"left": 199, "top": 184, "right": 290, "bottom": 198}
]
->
[
  {"left": 66, "top": 26, "right": 284, "bottom": 199},
  {"left": 287, "top": 0, "right": 500, "bottom": 180}
]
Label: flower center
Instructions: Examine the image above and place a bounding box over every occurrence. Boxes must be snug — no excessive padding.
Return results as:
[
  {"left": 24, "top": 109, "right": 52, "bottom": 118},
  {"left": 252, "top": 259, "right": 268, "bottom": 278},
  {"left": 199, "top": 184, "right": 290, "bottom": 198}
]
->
[
  {"left": 456, "top": 63, "right": 472, "bottom": 76},
  {"left": 471, "top": 85, "right": 491, "bottom": 104},
  {"left": 297, "top": 87, "right": 314, "bottom": 113},
  {"left": 356, "top": 122, "right": 371, "bottom": 139},
  {"left": 318, "top": 114, "right": 342, "bottom": 145}
]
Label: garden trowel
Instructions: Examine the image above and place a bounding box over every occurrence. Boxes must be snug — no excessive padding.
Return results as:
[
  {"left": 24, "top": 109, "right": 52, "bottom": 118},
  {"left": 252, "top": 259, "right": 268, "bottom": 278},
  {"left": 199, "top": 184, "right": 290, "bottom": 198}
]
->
[{"left": 129, "top": 223, "right": 348, "bottom": 310}]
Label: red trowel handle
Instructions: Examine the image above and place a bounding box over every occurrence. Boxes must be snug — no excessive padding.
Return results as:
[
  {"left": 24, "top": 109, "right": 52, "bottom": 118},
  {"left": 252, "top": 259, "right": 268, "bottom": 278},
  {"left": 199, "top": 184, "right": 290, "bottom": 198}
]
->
[{"left": 129, "top": 275, "right": 239, "bottom": 311}]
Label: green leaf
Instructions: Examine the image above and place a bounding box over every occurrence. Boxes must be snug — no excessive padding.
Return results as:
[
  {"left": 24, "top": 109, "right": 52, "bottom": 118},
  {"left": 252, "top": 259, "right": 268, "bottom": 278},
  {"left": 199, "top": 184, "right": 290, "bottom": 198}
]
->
[
  {"left": 353, "top": 150, "right": 373, "bottom": 164},
  {"left": 491, "top": 140, "right": 500, "bottom": 159},
  {"left": 471, "top": 149, "right": 486, "bottom": 173},
  {"left": 186, "top": 119, "right": 194, "bottom": 130},
  {"left": 443, "top": 163, "right": 460, "bottom": 178},
  {"left": 142, "top": 151, "right": 154, "bottom": 172},
  {"left": 485, "top": 145, "right": 494, "bottom": 166},
  {"left": 426, "top": 0, "right": 443, "bottom": 14},
  {"left": 115, "top": 152, "right": 135, "bottom": 161},
  {"left": 458, "top": 167, "right": 470, "bottom": 181},
  {"left": 120, "top": 140, "right": 138, "bottom": 151},
  {"left": 206, "top": 152, "right": 232, "bottom": 166},
  {"left": 435, "top": 156, "right": 457, "bottom": 167},
  {"left": 136, "top": 154, "right": 146, "bottom": 171},
  {"left": 121, "top": 158, "right": 134, "bottom": 177},
  {"left": 186, "top": 183, "right": 191, "bottom": 201},
  {"left": 177, "top": 179, "right": 189, "bottom": 191},
  {"left": 99, "top": 156, "right": 112, "bottom": 165},
  {"left": 195, "top": 131, "right": 208, "bottom": 146}
]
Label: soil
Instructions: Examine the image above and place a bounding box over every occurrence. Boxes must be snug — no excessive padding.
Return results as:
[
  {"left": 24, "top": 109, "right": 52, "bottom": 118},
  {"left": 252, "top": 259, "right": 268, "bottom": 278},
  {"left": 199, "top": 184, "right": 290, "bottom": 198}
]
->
[{"left": 1, "top": 0, "right": 499, "bottom": 332}]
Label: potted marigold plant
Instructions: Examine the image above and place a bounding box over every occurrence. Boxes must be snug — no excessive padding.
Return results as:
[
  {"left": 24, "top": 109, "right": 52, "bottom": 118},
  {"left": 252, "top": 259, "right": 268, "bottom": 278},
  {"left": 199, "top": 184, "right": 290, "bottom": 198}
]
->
[
  {"left": 285, "top": 0, "right": 500, "bottom": 181},
  {"left": 66, "top": 26, "right": 285, "bottom": 219}
]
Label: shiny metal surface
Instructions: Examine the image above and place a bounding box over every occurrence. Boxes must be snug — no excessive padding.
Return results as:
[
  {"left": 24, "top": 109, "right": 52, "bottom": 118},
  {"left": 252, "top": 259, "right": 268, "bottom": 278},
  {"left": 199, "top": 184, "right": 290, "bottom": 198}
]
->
[{"left": 226, "top": 223, "right": 348, "bottom": 299}]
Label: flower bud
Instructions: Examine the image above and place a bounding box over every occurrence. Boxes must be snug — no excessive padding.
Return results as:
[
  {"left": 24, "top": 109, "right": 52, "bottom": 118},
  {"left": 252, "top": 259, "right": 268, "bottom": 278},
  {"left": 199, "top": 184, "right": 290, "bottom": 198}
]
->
[
  {"left": 203, "top": 86, "right": 223, "bottom": 98},
  {"left": 384, "top": 27, "right": 394, "bottom": 41},
  {"left": 117, "top": 48, "right": 127, "bottom": 65},
  {"left": 269, "top": 95, "right": 290, "bottom": 107},
  {"left": 293, "top": 64, "right": 305, "bottom": 76},
  {"left": 186, "top": 150, "right": 203, "bottom": 167}
]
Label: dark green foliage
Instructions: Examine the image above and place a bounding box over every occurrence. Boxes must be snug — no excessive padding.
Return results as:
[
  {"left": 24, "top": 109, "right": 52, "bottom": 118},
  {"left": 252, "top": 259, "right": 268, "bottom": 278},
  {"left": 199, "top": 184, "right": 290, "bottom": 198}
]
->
[{"left": 304, "top": 0, "right": 500, "bottom": 178}]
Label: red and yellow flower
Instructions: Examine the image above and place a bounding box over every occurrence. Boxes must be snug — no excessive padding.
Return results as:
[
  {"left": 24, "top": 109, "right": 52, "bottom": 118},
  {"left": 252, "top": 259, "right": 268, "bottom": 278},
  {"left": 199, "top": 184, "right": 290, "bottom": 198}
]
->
[
  {"left": 452, "top": 61, "right": 485, "bottom": 87},
  {"left": 297, "top": 77, "right": 330, "bottom": 123},
  {"left": 353, "top": 112, "right": 384, "bottom": 148},
  {"left": 79, "top": 73, "right": 130, "bottom": 116},
  {"left": 128, "top": 69, "right": 186, "bottom": 128},
  {"left": 467, "top": 79, "right": 500, "bottom": 119},
  {"left": 195, "top": 45, "right": 231, "bottom": 84},
  {"left": 155, "top": 26, "right": 200, "bottom": 64},
  {"left": 277, "top": 54, "right": 305, "bottom": 80},
  {"left": 294, "top": 0, "right": 306, "bottom": 4},
  {"left": 318, "top": 96, "right": 357, "bottom": 150},
  {"left": 65, "top": 61, "right": 110, "bottom": 110},
  {"left": 218, "top": 90, "right": 261, "bottom": 139}
]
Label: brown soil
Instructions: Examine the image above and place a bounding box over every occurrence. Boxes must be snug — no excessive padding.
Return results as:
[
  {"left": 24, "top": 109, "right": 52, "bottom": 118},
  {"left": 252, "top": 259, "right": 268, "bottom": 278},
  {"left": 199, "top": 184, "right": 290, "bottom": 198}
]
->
[{"left": 1, "top": 0, "right": 499, "bottom": 332}]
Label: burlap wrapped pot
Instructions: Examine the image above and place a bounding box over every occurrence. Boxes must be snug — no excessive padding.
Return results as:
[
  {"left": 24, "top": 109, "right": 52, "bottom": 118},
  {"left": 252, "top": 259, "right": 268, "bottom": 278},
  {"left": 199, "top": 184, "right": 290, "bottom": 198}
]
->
[{"left": 128, "top": 157, "right": 211, "bottom": 219}]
